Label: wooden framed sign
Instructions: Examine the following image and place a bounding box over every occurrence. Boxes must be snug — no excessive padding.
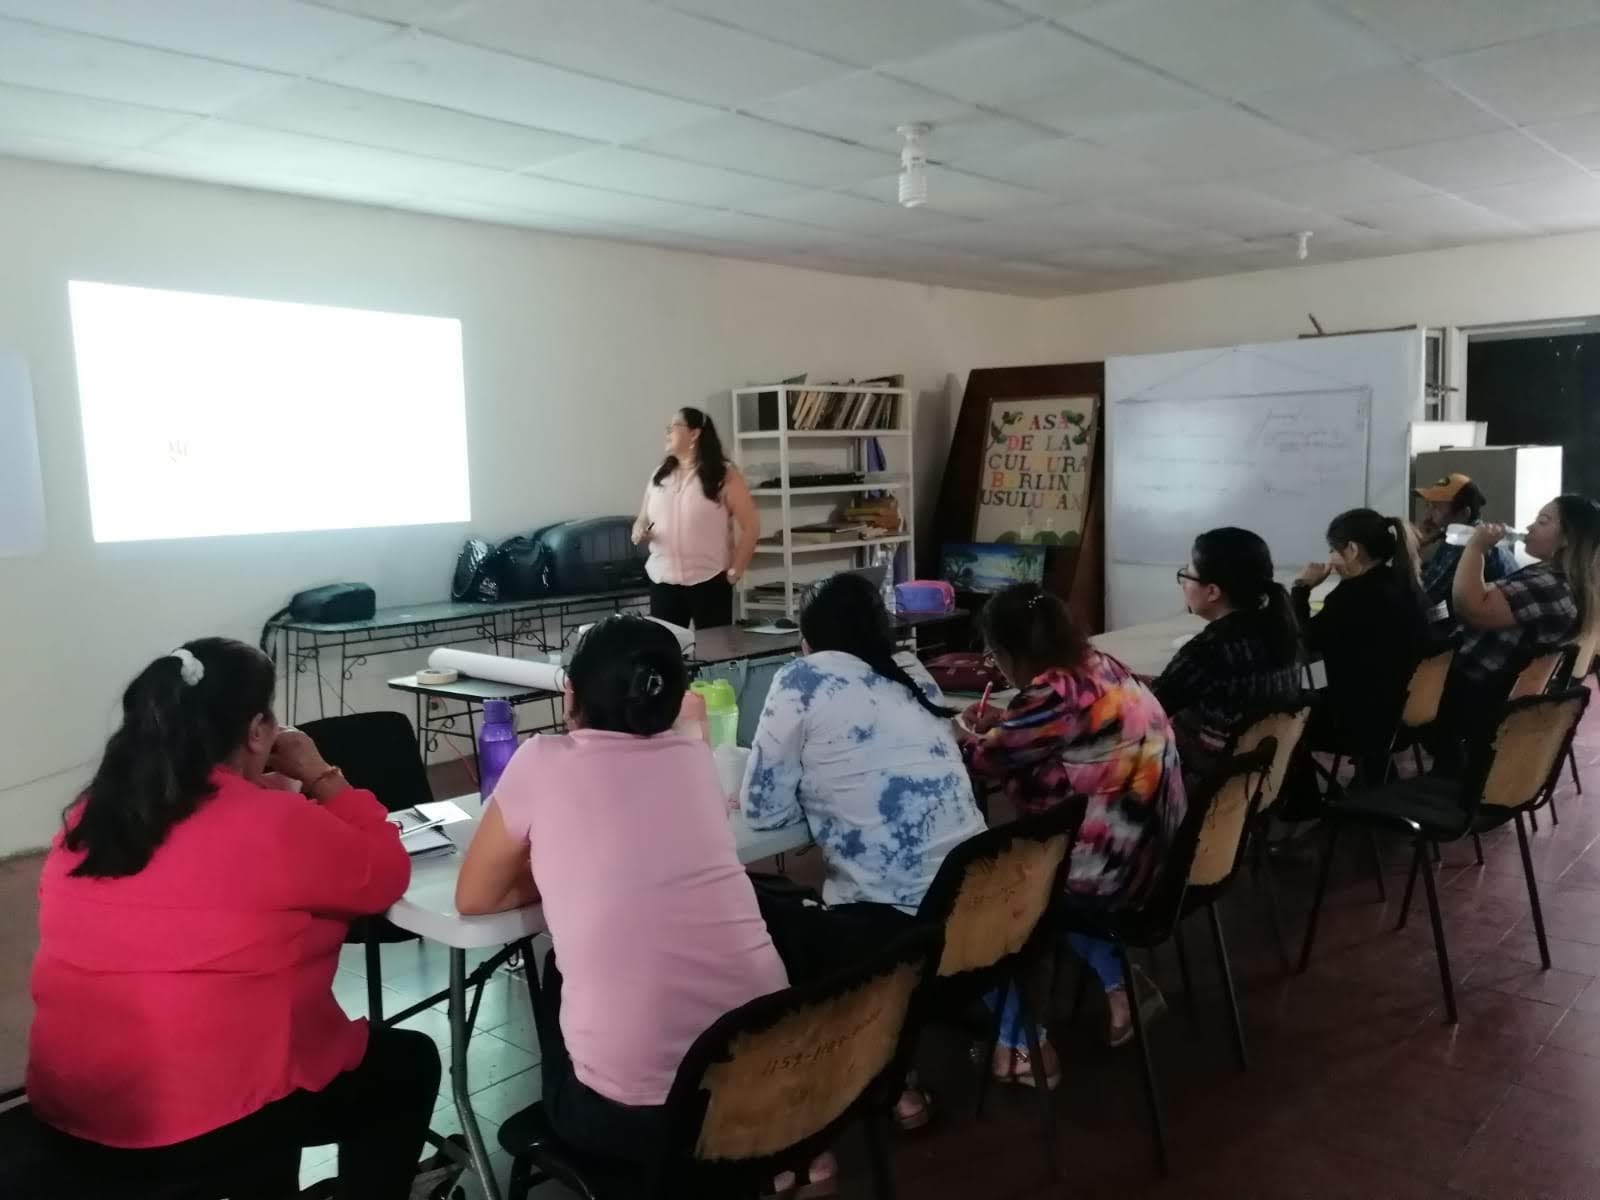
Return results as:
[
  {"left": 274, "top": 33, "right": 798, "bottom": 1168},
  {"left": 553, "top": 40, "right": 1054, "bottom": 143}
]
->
[{"left": 974, "top": 394, "right": 1099, "bottom": 545}]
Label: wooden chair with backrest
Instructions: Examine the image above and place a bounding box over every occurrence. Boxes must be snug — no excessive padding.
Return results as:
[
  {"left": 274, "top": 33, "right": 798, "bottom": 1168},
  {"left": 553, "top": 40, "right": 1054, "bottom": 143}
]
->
[
  {"left": 499, "top": 927, "right": 942, "bottom": 1200},
  {"left": 1297, "top": 687, "right": 1591, "bottom": 1025},
  {"left": 1047, "top": 744, "right": 1276, "bottom": 1176},
  {"left": 913, "top": 801, "right": 1084, "bottom": 1181},
  {"left": 300, "top": 712, "right": 431, "bottom": 1024},
  {"left": 1559, "top": 634, "right": 1594, "bottom": 800},
  {"left": 1511, "top": 644, "right": 1579, "bottom": 832},
  {"left": 1227, "top": 702, "right": 1313, "bottom": 971}
]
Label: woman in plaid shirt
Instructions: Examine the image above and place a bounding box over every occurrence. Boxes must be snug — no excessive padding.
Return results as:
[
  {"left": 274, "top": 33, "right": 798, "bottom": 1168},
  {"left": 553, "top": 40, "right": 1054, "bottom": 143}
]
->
[
  {"left": 1436, "top": 495, "right": 1600, "bottom": 772},
  {"left": 1152, "top": 528, "right": 1304, "bottom": 790}
]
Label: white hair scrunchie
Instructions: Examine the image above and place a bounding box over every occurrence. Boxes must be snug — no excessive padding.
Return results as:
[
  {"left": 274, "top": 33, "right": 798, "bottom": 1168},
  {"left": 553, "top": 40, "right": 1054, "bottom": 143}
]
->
[{"left": 170, "top": 647, "right": 205, "bottom": 686}]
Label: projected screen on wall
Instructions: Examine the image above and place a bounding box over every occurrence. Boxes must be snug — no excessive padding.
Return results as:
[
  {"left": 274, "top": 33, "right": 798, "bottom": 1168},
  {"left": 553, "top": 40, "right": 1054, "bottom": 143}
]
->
[{"left": 68, "top": 281, "right": 470, "bottom": 543}]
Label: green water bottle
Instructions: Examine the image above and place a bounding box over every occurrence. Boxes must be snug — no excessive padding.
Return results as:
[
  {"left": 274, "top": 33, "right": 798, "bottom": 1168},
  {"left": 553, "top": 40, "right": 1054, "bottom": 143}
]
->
[{"left": 690, "top": 679, "right": 739, "bottom": 749}]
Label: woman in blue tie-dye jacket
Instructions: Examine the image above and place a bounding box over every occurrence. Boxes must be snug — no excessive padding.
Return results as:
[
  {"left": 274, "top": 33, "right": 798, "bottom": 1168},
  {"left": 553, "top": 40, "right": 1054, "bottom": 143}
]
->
[{"left": 958, "top": 584, "right": 1187, "bottom": 1088}]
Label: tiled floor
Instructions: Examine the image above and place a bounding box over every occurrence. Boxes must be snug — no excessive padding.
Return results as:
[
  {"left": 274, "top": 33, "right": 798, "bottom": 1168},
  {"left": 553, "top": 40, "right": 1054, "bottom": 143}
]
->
[{"left": 9, "top": 713, "right": 1600, "bottom": 1198}]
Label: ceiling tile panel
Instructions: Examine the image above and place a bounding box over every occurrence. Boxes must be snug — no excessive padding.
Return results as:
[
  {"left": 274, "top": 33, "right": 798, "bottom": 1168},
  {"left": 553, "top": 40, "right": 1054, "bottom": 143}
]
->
[
  {"left": 0, "top": 18, "right": 287, "bottom": 113},
  {"left": 433, "top": 0, "right": 850, "bottom": 107},
  {"left": 1238, "top": 157, "right": 1437, "bottom": 208},
  {"left": 1059, "top": 0, "right": 1403, "bottom": 97},
  {"left": 227, "top": 80, "right": 596, "bottom": 169},
  {"left": 0, "top": 81, "right": 194, "bottom": 148},
  {"left": 636, "top": 114, "right": 893, "bottom": 186},
  {"left": 742, "top": 189, "right": 970, "bottom": 237},
  {"left": 952, "top": 136, "right": 1162, "bottom": 200},
  {"left": 1369, "top": 129, "right": 1586, "bottom": 192},
  {"left": 1430, "top": 26, "right": 1600, "bottom": 125},
  {"left": 0, "top": 0, "right": 398, "bottom": 74},
  {"left": 1464, "top": 174, "right": 1600, "bottom": 233},
  {"left": 1331, "top": 0, "right": 1600, "bottom": 58},
  {"left": 1531, "top": 111, "right": 1600, "bottom": 168},
  {"left": 1087, "top": 106, "right": 1338, "bottom": 180},
  {"left": 1245, "top": 67, "right": 1508, "bottom": 152},
  {"left": 530, "top": 147, "right": 801, "bottom": 208},
  {"left": 319, "top": 31, "right": 718, "bottom": 142},
  {"left": 659, "top": 0, "right": 1028, "bottom": 67}
]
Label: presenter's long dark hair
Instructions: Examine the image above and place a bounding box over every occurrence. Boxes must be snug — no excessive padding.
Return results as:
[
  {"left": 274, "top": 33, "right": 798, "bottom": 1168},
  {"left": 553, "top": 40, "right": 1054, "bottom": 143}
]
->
[
  {"left": 66, "top": 638, "right": 276, "bottom": 878},
  {"left": 652, "top": 406, "right": 729, "bottom": 501},
  {"left": 1192, "top": 527, "right": 1300, "bottom": 664},
  {"left": 800, "top": 572, "right": 953, "bottom": 718}
]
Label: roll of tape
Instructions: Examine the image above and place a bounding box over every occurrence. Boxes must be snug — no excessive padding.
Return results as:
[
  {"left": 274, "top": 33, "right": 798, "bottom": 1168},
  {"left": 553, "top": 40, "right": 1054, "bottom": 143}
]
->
[{"left": 416, "top": 667, "right": 459, "bottom": 685}]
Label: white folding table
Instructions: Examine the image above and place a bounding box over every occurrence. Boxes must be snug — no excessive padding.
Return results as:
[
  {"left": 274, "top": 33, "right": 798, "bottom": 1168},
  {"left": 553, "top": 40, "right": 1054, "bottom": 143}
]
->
[
  {"left": 1088, "top": 614, "right": 1207, "bottom": 679},
  {"left": 384, "top": 795, "right": 812, "bottom": 1200}
]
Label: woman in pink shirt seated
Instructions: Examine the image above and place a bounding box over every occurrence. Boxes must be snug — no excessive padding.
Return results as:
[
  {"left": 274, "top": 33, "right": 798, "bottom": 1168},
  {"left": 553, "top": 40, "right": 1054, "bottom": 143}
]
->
[
  {"left": 27, "top": 637, "right": 434, "bottom": 1199},
  {"left": 456, "top": 615, "right": 789, "bottom": 1172},
  {"left": 632, "top": 407, "right": 760, "bottom": 630}
]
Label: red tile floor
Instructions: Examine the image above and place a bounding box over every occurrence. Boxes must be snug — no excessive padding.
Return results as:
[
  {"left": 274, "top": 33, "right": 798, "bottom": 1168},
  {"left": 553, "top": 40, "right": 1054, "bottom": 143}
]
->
[{"left": 7, "top": 701, "right": 1600, "bottom": 1198}]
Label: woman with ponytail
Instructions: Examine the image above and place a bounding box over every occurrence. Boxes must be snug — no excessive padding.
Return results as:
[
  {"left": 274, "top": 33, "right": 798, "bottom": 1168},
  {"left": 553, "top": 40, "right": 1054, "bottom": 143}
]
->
[
  {"left": 958, "top": 584, "right": 1187, "bottom": 1078},
  {"left": 29, "top": 638, "right": 435, "bottom": 1198},
  {"left": 456, "top": 615, "right": 787, "bottom": 1170},
  {"left": 743, "top": 571, "right": 984, "bottom": 913},
  {"left": 1290, "top": 508, "right": 1431, "bottom": 779},
  {"left": 741, "top": 569, "right": 983, "bottom": 1136},
  {"left": 1153, "top": 527, "right": 1303, "bottom": 788}
]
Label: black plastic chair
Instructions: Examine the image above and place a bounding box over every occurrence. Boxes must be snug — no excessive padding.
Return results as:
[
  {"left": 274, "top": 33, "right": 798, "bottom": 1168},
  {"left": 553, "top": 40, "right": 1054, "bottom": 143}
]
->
[
  {"left": 1047, "top": 744, "right": 1276, "bottom": 1175},
  {"left": 914, "top": 802, "right": 1083, "bottom": 1181},
  {"left": 300, "top": 711, "right": 432, "bottom": 1024},
  {"left": 500, "top": 928, "right": 942, "bottom": 1200},
  {"left": 0, "top": 1085, "right": 299, "bottom": 1199},
  {"left": 1298, "top": 687, "right": 1592, "bottom": 1025}
]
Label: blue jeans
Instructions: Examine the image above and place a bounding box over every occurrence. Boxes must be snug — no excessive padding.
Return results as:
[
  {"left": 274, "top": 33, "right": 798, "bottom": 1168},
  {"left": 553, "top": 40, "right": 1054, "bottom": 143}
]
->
[{"left": 984, "top": 934, "right": 1126, "bottom": 1051}]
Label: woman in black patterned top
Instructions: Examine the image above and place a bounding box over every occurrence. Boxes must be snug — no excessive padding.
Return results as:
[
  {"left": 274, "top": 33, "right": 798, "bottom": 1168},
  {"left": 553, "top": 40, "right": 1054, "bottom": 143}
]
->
[{"left": 1152, "top": 527, "right": 1303, "bottom": 789}]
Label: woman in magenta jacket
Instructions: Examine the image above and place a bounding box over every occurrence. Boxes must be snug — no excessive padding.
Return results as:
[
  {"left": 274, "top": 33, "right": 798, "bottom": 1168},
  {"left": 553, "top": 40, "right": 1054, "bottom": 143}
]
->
[{"left": 27, "top": 637, "right": 435, "bottom": 1198}]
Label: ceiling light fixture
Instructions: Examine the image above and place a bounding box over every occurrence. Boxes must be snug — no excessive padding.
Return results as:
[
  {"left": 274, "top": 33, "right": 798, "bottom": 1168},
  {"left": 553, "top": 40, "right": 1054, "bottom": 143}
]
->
[
  {"left": 1296, "top": 230, "right": 1313, "bottom": 261},
  {"left": 898, "top": 123, "right": 930, "bottom": 209}
]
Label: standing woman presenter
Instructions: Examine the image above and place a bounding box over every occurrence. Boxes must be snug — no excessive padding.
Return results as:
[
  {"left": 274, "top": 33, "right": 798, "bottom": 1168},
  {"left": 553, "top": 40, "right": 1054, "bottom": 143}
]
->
[{"left": 632, "top": 407, "right": 758, "bottom": 629}]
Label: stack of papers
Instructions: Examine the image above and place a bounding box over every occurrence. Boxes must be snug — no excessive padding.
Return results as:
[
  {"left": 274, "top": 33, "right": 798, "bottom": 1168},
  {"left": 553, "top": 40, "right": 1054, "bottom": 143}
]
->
[{"left": 389, "top": 800, "right": 471, "bottom": 857}]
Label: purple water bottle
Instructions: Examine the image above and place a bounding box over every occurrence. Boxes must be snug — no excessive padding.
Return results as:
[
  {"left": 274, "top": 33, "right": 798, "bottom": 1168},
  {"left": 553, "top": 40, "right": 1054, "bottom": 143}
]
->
[{"left": 477, "top": 699, "right": 517, "bottom": 800}]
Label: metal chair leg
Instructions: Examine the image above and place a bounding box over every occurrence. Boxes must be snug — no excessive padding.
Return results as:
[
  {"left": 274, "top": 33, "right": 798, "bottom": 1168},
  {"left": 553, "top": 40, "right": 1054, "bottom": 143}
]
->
[
  {"left": 363, "top": 929, "right": 384, "bottom": 1025},
  {"left": 1173, "top": 917, "right": 1199, "bottom": 1027},
  {"left": 1569, "top": 745, "right": 1582, "bottom": 795},
  {"left": 1430, "top": 841, "right": 1442, "bottom": 864},
  {"left": 1397, "top": 841, "right": 1423, "bottom": 930},
  {"left": 506, "top": 1158, "right": 534, "bottom": 1200},
  {"left": 1117, "top": 941, "right": 1168, "bottom": 1176},
  {"left": 1067, "top": 958, "right": 1090, "bottom": 1026},
  {"left": 1412, "top": 744, "right": 1426, "bottom": 775},
  {"left": 1017, "top": 991, "right": 1060, "bottom": 1181},
  {"left": 1417, "top": 839, "right": 1458, "bottom": 1024},
  {"left": 1365, "top": 829, "right": 1388, "bottom": 903},
  {"left": 1550, "top": 790, "right": 1562, "bottom": 825},
  {"left": 1472, "top": 833, "right": 1485, "bottom": 866},
  {"left": 1208, "top": 903, "right": 1247, "bottom": 1072},
  {"left": 974, "top": 979, "right": 1008, "bottom": 1119},
  {"left": 1516, "top": 813, "right": 1553, "bottom": 970},
  {"left": 1530, "top": 809, "right": 1539, "bottom": 833},
  {"left": 1297, "top": 823, "right": 1341, "bottom": 973},
  {"left": 863, "top": 1101, "right": 897, "bottom": 1200}
]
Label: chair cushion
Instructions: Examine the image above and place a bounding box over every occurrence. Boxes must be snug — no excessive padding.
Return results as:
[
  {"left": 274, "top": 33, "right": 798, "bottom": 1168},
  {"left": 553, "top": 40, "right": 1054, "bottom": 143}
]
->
[
  {"left": 498, "top": 1102, "right": 644, "bottom": 1200},
  {"left": 1332, "top": 775, "right": 1470, "bottom": 837}
]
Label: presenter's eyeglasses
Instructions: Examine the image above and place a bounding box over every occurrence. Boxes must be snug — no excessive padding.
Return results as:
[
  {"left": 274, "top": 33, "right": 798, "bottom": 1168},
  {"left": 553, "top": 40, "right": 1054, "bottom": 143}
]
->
[{"left": 1176, "top": 569, "right": 1202, "bottom": 585}]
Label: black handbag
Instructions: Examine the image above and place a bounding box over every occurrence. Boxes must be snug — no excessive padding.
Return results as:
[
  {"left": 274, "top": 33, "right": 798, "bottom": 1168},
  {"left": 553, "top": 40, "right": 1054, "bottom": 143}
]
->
[{"left": 452, "top": 538, "right": 498, "bottom": 602}]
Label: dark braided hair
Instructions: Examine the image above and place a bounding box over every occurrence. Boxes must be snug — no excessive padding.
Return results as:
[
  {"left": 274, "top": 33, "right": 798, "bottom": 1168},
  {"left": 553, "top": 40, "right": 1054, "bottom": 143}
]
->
[{"left": 800, "top": 572, "right": 953, "bottom": 718}]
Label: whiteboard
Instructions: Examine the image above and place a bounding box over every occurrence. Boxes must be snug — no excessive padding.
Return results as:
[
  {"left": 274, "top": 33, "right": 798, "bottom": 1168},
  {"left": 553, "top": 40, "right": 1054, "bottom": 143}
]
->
[{"left": 1106, "top": 332, "right": 1422, "bottom": 627}]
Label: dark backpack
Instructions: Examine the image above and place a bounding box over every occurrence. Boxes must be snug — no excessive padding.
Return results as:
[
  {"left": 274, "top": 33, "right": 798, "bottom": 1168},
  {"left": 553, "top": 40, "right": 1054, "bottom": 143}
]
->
[{"left": 452, "top": 538, "right": 498, "bottom": 602}]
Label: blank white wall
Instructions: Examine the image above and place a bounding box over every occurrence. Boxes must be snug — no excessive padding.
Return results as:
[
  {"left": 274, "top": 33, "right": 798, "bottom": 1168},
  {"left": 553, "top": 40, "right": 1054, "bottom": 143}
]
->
[{"left": 0, "top": 155, "right": 1057, "bottom": 854}]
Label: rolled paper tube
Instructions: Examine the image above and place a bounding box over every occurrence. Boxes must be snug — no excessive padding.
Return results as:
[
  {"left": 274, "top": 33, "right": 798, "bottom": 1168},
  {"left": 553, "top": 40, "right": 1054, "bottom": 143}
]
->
[{"left": 426, "top": 647, "right": 567, "bottom": 692}]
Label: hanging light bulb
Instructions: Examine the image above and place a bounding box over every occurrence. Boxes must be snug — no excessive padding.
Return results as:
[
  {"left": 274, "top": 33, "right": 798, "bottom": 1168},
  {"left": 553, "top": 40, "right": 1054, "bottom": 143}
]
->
[
  {"left": 898, "top": 123, "right": 929, "bottom": 209},
  {"left": 1296, "top": 230, "right": 1313, "bottom": 261}
]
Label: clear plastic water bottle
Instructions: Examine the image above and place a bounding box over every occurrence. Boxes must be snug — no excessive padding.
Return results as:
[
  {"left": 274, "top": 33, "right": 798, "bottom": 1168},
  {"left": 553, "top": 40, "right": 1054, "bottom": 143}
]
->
[
  {"left": 477, "top": 699, "right": 518, "bottom": 800},
  {"left": 875, "top": 544, "right": 898, "bottom": 615}
]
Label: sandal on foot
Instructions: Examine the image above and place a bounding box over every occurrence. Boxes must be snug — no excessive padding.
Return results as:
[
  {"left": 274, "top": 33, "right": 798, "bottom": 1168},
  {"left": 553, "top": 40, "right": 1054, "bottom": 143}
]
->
[
  {"left": 1010, "top": 1045, "right": 1061, "bottom": 1091},
  {"left": 893, "top": 1085, "right": 936, "bottom": 1132},
  {"left": 969, "top": 1043, "right": 1017, "bottom": 1083}
]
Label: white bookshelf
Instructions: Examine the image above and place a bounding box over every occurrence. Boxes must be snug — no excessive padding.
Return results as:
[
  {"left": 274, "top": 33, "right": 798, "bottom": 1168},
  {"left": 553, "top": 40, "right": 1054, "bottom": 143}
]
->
[{"left": 732, "top": 382, "right": 914, "bottom": 620}]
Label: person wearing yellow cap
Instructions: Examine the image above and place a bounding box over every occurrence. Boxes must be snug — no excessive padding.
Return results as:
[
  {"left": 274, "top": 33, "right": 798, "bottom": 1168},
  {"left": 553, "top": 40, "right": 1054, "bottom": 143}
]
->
[{"left": 1415, "top": 473, "right": 1517, "bottom": 623}]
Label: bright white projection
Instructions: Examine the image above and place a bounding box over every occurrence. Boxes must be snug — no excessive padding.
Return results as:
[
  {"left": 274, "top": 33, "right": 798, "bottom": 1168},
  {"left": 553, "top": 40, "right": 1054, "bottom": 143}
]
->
[{"left": 68, "top": 281, "right": 470, "bottom": 543}]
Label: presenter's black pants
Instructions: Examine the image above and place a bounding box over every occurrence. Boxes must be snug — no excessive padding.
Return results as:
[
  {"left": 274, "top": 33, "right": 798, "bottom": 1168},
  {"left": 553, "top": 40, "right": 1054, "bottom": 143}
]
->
[
  {"left": 26, "top": 1027, "right": 440, "bottom": 1199},
  {"left": 650, "top": 572, "right": 733, "bottom": 629}
]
